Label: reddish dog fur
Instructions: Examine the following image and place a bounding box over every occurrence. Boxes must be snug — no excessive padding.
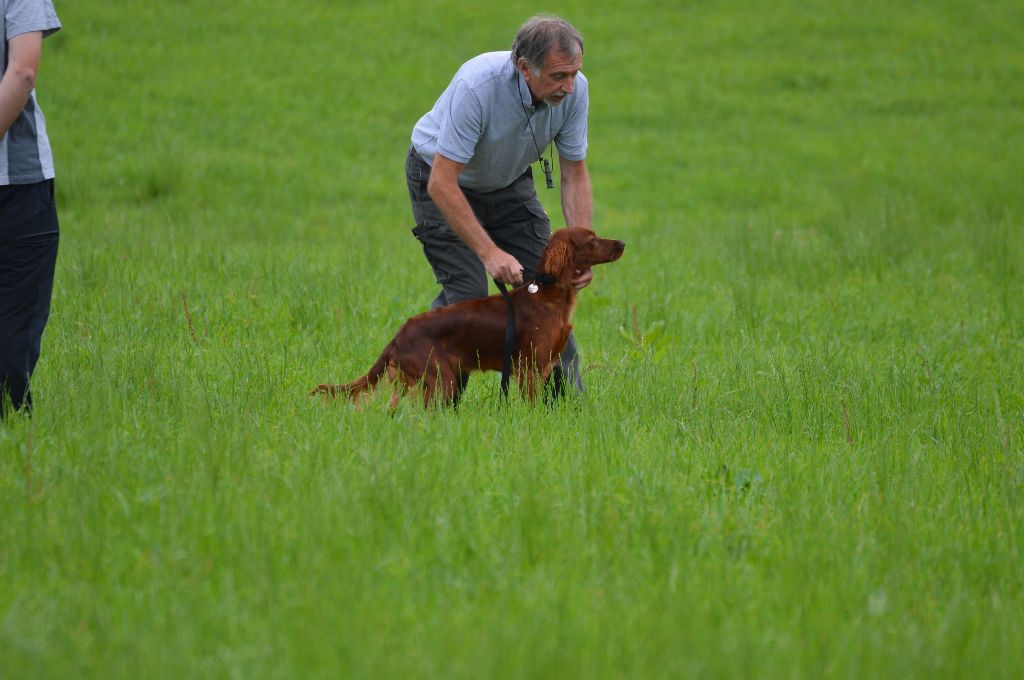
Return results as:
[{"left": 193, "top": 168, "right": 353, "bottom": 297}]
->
[{"left": 312, "top": 228, "right": 625, "bottom": 407}]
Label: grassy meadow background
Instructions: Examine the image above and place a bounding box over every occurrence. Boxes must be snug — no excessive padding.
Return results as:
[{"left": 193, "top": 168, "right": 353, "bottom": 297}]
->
[{"left": 3, "top": 0, "right": 1023, "bottom": 676}]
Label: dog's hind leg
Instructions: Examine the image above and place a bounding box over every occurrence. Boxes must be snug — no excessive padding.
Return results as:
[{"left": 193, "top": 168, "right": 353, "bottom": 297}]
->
[
  {"left": 388, "top": 388, "right": 403, "bottom": 410},
  {"left": 449, "top": 366, "right": 469, "bottom": 409},
  {"left": 385, "top": 365, "right": 411, "bottom": 409},
  {"left": 421, "top": 358, "right": 462, "bottom": 408}
]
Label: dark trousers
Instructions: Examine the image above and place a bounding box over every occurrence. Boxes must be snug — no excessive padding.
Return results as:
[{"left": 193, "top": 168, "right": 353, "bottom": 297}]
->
[
  {"left": 405, "top": 147, "right": 583, "bottom": 394},
  {"left": 0, "top": 179, "right": 59, "bottom": 418}
]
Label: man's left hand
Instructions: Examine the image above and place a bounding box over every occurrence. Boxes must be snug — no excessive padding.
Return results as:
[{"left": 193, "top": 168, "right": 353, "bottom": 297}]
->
[{"left": 571, "top": 268, "right": 593, "bottom": 290}]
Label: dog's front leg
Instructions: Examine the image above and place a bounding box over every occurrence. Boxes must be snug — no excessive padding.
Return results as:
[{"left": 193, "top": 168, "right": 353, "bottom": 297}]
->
[
  {"left": 516, "top": 367, "right": 539, "bottom": 403},
  {"left": 514, "top": 349, "right": 551, "bottom": 403}
]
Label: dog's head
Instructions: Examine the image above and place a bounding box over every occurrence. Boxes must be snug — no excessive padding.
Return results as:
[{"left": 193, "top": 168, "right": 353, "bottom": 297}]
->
[{"left": 540, "top": 228, "right": 626, "bottom": 286}]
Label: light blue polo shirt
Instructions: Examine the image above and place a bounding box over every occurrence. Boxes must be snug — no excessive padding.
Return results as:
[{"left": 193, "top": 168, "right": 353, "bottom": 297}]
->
[{"left": 411, "top": 51, "right": 588, "bottom": 192}]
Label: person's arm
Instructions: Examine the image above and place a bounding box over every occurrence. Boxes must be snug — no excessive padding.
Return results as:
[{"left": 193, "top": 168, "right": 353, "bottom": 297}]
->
[
  {"left": 0, "top": 31, "right": 42, "bottom": 137},
  {"left": 559, "top": 157, "right": 593, "bottom": 229},
  {"left": 428, "top": 153, "right": 524, "bottom": 285},
  {"left": 560, "top": 157, "right": 596, "bottom": 289}
]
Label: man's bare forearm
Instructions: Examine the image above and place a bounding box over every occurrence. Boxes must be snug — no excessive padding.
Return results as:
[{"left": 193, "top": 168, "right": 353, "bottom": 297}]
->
[
  {"left": 560, "top": 158, "right": 593, "bottom": 229},
  {"left": 428, "top": 173, "right": 497, "bottom": 259},
  {"left": 428, "top": 153, "right": 524, "bottom": 284}
]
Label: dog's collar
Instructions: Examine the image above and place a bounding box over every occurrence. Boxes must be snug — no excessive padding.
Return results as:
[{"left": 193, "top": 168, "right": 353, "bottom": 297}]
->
[{"left": 522, "top": 269, "right": 558, "bottom": 287}]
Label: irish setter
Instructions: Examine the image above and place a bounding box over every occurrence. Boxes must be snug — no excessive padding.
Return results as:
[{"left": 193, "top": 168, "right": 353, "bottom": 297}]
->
[{"left": 312, "top": 228, "right": 625, "bottom": 407}]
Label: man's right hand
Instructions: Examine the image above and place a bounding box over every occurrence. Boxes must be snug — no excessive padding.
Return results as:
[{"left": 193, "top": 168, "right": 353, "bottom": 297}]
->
[
  {"left": 482, "top": 249, "right": 524, "bottom": 285},
  {"left": 428, "top": 154, "right": 524, "bottom": 286}
]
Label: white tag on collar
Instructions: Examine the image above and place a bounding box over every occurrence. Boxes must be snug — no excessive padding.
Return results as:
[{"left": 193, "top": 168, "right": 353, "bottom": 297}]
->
[{"left": 528, "top": 283, "right": 539, "bottom": 294}]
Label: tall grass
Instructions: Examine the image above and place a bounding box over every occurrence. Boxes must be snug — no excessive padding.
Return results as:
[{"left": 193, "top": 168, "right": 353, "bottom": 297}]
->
[{"left": 2, "top": 0, "right": 1022, "bottom": 677}]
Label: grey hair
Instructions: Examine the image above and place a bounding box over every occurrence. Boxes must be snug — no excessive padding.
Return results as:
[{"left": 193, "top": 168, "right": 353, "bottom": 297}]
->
[{"left": 510, "top": 14, "right": 583, "bottom": 73}]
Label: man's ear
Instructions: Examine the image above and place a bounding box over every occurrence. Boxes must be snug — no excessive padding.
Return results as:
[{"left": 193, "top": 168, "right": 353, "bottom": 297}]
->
[{"left": 517, "top": 57, "right": 528, "bottom": 78}]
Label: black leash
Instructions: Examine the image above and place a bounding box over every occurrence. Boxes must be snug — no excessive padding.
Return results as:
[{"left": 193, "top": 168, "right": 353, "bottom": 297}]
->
[
  {"left": 495, "top": 281, "right": 516, "bottom": 398},
  {"left": 494, "top": 269, "right": 558, "bottom": 399}
]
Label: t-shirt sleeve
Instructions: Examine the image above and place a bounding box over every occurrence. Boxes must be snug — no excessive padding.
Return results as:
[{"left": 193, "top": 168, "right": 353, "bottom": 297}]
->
[
  {"left": 5, "top": 0, "right": 61, "bottom": 40},
  {"left": 555, "top": 73, "right": 589, "bottom": 161},
  {"left": 435, "top": 80, "right": 483, "bottom": 165}
]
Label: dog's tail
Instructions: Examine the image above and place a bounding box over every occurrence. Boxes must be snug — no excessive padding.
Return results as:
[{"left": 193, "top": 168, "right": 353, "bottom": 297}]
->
[{"left": 311, "top": 340, "right": 395, "bottom": 401}]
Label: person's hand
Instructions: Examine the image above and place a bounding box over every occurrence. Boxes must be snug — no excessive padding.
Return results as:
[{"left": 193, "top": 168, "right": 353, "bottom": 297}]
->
[
  {"left": 482, "top": 249, "right": 524, "bottom": 285},
  {"left": 571, "top": 267, "right": 593, "bottom": 290}
]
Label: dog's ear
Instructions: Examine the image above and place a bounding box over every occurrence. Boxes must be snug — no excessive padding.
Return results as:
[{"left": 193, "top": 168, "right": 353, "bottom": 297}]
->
[{"left": 541, "top": 238, "right": 575, "bottom": 286}]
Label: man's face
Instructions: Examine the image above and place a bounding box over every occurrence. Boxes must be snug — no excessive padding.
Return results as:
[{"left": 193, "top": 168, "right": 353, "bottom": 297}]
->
[{"left": 519, "top": 48, "right": 582, "bottom": 106}]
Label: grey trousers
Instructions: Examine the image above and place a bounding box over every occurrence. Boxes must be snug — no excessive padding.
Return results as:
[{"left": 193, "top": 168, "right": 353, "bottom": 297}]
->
[{"left": 405, "top": 146, "right": 583, "bottom": 394}]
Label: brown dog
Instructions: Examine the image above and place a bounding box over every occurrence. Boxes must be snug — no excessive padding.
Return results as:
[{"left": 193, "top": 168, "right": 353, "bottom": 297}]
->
[{"left": 312, "top": 228, "right": 625, "bottom": 407}]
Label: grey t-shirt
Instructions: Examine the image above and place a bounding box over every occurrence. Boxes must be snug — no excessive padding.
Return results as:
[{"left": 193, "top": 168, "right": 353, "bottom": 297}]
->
[
  {"left": 411, "top": 51, "right": 588, "bottom": 192},
  {"left": 1, "top": 0, "right": 61, "bottom": 185}
]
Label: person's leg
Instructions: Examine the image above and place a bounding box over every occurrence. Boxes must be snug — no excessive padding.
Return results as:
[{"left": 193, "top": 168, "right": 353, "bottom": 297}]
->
[
  {"left": 25, "top": 232, "right": 59, "bottom": 381},
  {"left": 0, "top": 181, "right": 60, "bottom": 419}
]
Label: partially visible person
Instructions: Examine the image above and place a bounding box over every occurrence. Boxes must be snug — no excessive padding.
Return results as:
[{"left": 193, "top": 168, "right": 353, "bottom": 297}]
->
[{"left": 0, "top": 0, "right": 61, "bottom": 419}]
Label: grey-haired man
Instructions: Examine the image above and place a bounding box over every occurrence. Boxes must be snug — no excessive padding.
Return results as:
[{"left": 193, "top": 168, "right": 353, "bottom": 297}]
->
[{"left": 406, "top": 14, "right": 593, "bottom": 398}]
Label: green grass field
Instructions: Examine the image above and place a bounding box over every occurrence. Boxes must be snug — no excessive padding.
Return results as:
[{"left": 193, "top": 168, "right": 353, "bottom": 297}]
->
[{"left": 2, "top": 0, "right": 1023, "bottom": 677}]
